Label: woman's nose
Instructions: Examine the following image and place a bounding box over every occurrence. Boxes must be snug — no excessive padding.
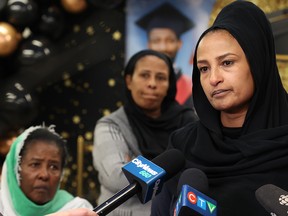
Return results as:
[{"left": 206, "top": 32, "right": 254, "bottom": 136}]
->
[
  {"left": 209, "top": 67, "right": 223, "bottom": 86},
  {"left": 147, "top": 77, "right": 157, "bottom": 88},
  {"left": 38, "top": 167, "right": 49, "bottom": 180}
]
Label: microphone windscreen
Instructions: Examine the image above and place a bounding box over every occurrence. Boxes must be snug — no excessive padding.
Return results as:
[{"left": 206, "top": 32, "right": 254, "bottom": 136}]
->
[
  {"left": 176, "top": 168, "right": 209, "bottom": 195},
  {"left": 152, "top": 149, "right": 185, "bottom": 180},
  {"left": 255, "top": 184, "right": 288, "bottom": 215}
]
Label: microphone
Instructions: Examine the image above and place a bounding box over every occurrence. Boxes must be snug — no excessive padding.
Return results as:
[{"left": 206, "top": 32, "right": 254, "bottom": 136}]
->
[
  {"left": 256, "top": 184, "right": 288, "bottom": 216},
  {"left": 93, "top": 149, "right": 185, "bottom": 215},
  {"left": 174, "top": 168, "right": 217, "bottom": 216}
]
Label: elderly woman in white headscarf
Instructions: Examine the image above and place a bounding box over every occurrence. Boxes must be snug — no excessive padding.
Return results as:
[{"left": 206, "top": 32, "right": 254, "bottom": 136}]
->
[{"left": 0, "top": 125, "right": 92, "bottom": 216}]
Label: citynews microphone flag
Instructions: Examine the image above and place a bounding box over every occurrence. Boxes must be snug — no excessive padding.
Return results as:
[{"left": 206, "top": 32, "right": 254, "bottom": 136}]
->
[
  {"left": 174, "top": 185, "right": 217, "bottom": 216},
  {"left": 122, "top": 155, "right": 166, "bottom": 203}
]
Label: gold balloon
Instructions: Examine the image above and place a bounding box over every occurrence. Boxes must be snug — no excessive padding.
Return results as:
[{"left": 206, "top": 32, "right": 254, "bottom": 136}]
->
[
  {"left": 0, "top": 22, "right": 21, "bottom": 57},
  {"left": 61, "top": 0, "right": 88, "bottom": 14}
]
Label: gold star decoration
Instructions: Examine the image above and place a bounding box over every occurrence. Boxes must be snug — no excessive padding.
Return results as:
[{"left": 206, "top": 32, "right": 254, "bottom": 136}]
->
[{"left": 112, "top": 31, "right": 122, "bottom": 41}]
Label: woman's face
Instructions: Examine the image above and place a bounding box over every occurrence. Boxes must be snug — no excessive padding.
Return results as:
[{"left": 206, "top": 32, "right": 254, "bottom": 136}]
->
[
  {"left": 19, "top": 140, "right": 62, "bottom": 205},
  {"left": 126, "top": 55, "right": 169, "bottom": 118},
  {"left": 197, "top": 30, "right": 254, "bottom": 116}
]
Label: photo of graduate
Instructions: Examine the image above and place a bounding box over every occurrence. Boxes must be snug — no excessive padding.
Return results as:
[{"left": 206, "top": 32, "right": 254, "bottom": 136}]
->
[{"left": 126, "top": 0, "right": 214, "bottom": 107}]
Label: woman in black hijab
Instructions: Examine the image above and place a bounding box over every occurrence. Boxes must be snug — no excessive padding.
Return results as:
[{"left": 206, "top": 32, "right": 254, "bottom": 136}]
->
[
  {"left": 122, "top": 49, "right": 198, "bottom": 160},
  {"left": 93, "top": 49, "right": 198, "bottom": 216},
  {"left": 151, "top": 1, "right": 288, "bottom": 215}
]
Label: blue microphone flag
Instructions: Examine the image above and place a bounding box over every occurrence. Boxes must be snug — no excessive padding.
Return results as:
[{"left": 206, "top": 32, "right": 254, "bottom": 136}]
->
[
  {"left": 122, "top": 155, "right": 166, "bottom": 203},
  {"left": 174, "top": 185, "right": 217, "bottom": 216}
]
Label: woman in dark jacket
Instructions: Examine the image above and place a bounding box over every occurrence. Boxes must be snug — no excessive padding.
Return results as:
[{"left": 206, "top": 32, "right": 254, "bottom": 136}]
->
[{"left": 151, "top": 1, "right": 288, "bottom": 215}]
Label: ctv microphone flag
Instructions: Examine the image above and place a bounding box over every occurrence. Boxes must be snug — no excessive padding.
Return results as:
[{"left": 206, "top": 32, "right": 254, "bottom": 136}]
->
[
  {"left": 122, "top": 155, "right": 166, "bottom": 203},
  {"left": 174, "top": 185, "right": 217, "bottom": 216}
]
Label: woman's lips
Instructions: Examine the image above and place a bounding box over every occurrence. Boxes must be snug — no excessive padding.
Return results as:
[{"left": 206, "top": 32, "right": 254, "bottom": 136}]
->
[
  {"left": 33, "top": 185, "right": 49, "bottom": 192},
  {"left": 142, "top": 93, "right": 158, "bottom": 99},
  {"left": 212, "top": 89, "right": 229, "bottom": 97}
]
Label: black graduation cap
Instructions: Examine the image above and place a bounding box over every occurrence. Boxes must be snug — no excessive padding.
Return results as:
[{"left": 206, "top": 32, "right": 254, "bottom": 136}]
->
[
  {"left": 266, "top": 8, "right": 288, "bottom": 56},
  {"left": 136, "top": 2, "right": 194, "bottom": 38}
]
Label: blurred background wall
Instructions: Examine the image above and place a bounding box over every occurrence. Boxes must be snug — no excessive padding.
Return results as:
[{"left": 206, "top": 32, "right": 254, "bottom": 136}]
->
[{"left": 0, "top": 0, "right": 287, "bottom": 206}]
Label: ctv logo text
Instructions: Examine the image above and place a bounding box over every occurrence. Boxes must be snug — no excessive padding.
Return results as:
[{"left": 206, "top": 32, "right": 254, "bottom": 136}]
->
[{"left": 187, "top": 192, "right": 216, "bottom": 214}]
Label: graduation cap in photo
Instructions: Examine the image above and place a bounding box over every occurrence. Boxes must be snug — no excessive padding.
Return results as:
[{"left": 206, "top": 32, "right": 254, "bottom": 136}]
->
[
  {"left": 136, "top": 2, "right": 194, "bottom": 38},
  {"left": 266, "top": 8, "right": 288, "bottom": 56}
]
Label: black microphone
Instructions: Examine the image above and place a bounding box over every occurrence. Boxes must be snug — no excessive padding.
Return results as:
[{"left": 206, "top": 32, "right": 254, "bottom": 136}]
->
[
  {"left": 176, "top": 168, "right": 209, "bottom": 196},
  {"left": 256, "top": 184, "right": 288, "bottom": 216},
  {"left": 93, "top": 149, "right": 185, "bottom": 216},
  {"left": 174, "top": 168, "right": 217, "bottom": 216}
]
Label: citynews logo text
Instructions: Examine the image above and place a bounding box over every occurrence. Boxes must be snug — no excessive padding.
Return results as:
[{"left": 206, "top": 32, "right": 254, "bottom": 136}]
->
[{"left": 132, "top": 158, "right": 158, "bottom": 178}]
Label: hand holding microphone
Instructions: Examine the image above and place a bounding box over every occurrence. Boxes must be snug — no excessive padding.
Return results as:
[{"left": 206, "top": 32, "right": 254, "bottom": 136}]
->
[{"left": 93, "top": 149, "right": 185, "bottom": 215}]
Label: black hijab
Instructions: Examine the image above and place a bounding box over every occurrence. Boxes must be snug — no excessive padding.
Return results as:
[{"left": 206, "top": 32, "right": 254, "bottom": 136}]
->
[
  {"left": 168, "top": 1, "right": 288, "bottom": 215},
  {"left": 123, "top": 49, "right": 198, "bottom": 160}
]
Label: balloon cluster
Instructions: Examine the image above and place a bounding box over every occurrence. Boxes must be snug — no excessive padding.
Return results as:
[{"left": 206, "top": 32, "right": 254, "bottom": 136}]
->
[
  {"left": 0, "top": 0, "right": 90, "bottom": 58},
  {"left": 0, "top": 0, "right": 123, "bottom": 139}
]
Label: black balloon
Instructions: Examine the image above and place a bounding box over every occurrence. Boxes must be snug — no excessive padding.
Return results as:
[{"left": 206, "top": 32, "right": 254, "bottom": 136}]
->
[
  {"left": 33, "top": 5, "right": 65, "bottom": 40},
  {"left": 6, "top": 0, "right": 39, "bottom": 28},
  {"left": 0, "top": 57, "right": 18, "bottom": 79},
  {"left": 0, "top": 0, "right": 7, "bottom": 14},
  {"left": 16, "top": 35, "right": 55, "bottom": 66},
  {"left": 0, "top": 80, "right": 38, "bottom": 137},
  {"left": 37, "top": 0, "right": 54, "bottom": 10},
  {"left": 87, "top": 0, "right": 124, "bottom": 9}
]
